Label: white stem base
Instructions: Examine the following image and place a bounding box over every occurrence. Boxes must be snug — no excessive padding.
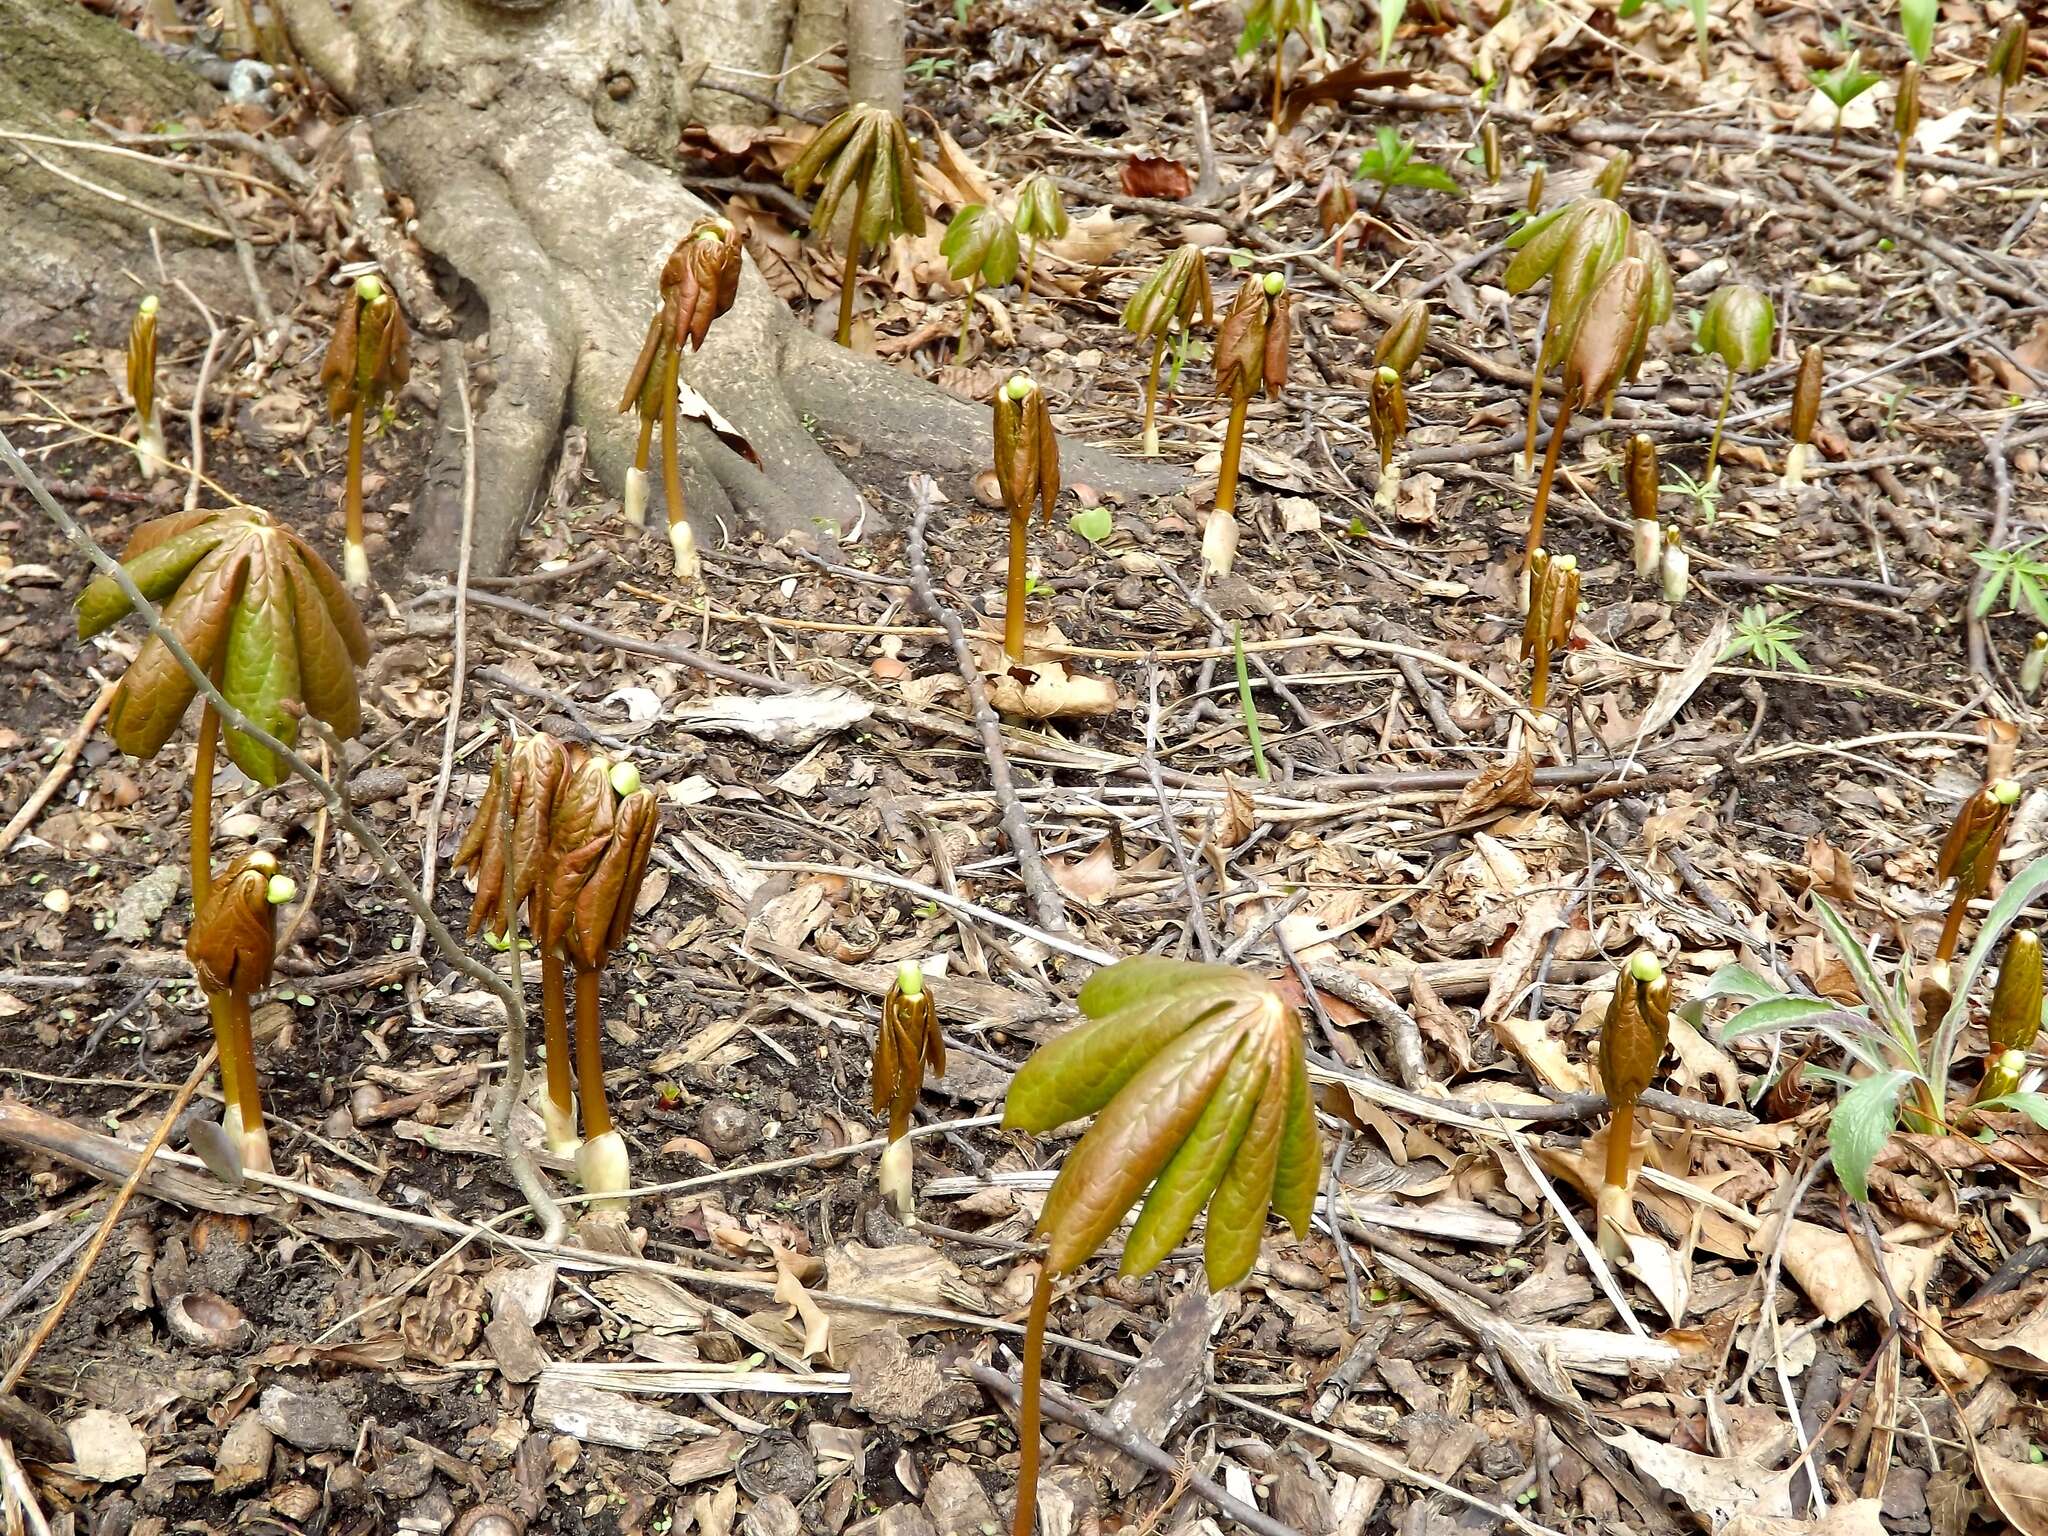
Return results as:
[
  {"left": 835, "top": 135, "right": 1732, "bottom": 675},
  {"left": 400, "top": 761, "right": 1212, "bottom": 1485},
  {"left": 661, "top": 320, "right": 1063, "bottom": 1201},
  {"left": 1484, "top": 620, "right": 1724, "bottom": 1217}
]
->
[
  {"left": 343, "top": 540, "right": 371, "bottom": 591},
  {"left": 222, "top": 1106, "right": 274, "bottom": 1177},
  {"left": 1374, "top": 457, "right": 1402, "bottom": 513},
  {"left": 1660, "top": 545, "right": 1691, "bottom": 606},
  {"left": 1778, "top": 442, "right": 1809, "bottom": 492},
  {"left": 1142, "top": 423, "right": 1159, "bottom": 458},
  {"left": 1596, "top": 1183, "right": 1631, "bottom": 1265},
  {"left": 1631, "top": 519, "right": 1661, "bottom": 580},
  {"left": 669, "top": 518, "right": 700, "bottom": 582},
  {"left": 623, "top": 467, "right": 648, "bottom": 528},
  {"left": 539, "top": 1092, "right": 581, "bottom": 1159},
  {"left": 576, "top": 1129, "right": 631, "bottom": 1212},
  {"left": 1199, "top": 508, "right": 1238, "bottom": 579},
  {"left": 877, "top": 1135, "right": 914, "bottom": 1219},
  {"left": 135, "top": 411, "right": 167, "bottom": 482}
]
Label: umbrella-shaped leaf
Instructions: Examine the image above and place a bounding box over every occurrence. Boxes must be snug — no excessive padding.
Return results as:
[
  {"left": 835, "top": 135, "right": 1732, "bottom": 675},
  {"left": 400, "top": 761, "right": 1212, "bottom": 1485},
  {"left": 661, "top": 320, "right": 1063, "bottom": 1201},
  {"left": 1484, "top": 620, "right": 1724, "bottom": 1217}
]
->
[
  {"left": 1121, "top": 1036, "right": 1269, "bottom": 1276},
  {"left": 941, "top": 204, "right": 1020, "bottom": 286},
  {"left": 105, "top": 536, "right": 250, "bottom": 763}
]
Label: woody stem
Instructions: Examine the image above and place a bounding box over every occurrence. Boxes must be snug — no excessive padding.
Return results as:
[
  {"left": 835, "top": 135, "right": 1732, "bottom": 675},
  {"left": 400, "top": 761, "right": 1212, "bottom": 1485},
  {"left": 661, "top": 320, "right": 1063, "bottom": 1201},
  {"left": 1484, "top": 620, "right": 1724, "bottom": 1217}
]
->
[
  {"left": 1604, "top": 1098, "right": 1635, "bottom": 1193},
  {"left": 835, "top": 176, "right": 872, "bottom": 349},
  {"left": 1217, "top": 385, "right": 1251, "bottom": 515},
  {"left": 1526, "top": 387, "right": 1576, "bottom": 571},
  {"left": 542, "top": 947, "right": 573, "bottom": 1125},
  {"left": 659, "top": 347, "right": 685, "bottom": 540},
  {"left": 956, "top": 276, "right": 978, "bottom": 366},
  {"left": 574, "top": 964, "right": 612, "bottom": 1140},
  {"left": 344, "top": 403, "right": 366, "bottom": 566},
  {"left": 1704, "top": 368, "right": 1736, "bottom": 485},
  {"left": 1010, "top": 1264, "right": 1054, "bottom": 1536},
  {"left": 1004, "top": 506, "right": 1030, "bottom": 663},
  {"left": 1140, "top": 337, "right": 1165, "bottom": 454}
]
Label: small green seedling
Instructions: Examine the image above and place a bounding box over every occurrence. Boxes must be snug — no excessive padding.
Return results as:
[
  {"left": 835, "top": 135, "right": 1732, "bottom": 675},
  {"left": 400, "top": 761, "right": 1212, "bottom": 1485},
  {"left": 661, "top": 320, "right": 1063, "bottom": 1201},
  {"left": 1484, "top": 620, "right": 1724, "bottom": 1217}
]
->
[
  {"left": 1353, "top": 127, "right": 1462, "bottom": 211},
  {"left": 1696, "top": 283, "right": 1774, "bottom": 487},
  {"left": 1811, "top": 50, "right": 1883, "bottom": 150},
  {"left": 1721, "top": 605, "right": 1810, "bottom": 672}
]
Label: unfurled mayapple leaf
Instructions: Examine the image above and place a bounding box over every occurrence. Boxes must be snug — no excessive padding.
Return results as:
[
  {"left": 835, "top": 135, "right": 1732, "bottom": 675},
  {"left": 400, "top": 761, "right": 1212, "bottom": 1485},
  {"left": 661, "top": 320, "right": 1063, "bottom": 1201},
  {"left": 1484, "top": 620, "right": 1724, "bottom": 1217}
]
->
[
  {"left": 188, "top": 850, "right": 282, "bottom": 995},
  {"left": 1002, "top": 956, "right": 1317, "bottom": 1289},
  {"left": 942, "top": 204, "right": 1021, "bottom": 287},
  {"left": 784, "top": 104, "right": 926, "bottom": 250},
  {"left": 875, "top": 962, "right": 945, "bottom": 1142},
  {"left": 76, "top": 508, "right": 368, "bottom": 786}
]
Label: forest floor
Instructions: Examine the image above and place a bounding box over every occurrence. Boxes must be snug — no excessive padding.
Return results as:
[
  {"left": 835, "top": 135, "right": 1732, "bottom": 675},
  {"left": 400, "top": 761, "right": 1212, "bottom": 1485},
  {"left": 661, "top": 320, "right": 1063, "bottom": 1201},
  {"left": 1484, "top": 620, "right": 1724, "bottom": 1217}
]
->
[{"left": 4, "top": 0, "right": 2048, "bottom": 1534}]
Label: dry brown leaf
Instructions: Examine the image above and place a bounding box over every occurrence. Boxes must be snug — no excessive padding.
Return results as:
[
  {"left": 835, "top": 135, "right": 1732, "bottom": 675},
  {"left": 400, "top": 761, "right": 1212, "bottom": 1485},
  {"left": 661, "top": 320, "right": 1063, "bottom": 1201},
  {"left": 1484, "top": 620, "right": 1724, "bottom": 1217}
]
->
[
  {"left": 1450, "top": 745, "right": 1536, "bottom": 823},
  {"left": 1601, "top": 1426, "right": 1794, "bottom": 1526},
  {"left": 1045, "top": 208, "right": 1135, "bottom": 266},
  {"left": 1479, "top": 893, "right": 1569, "bottom": 1026},
  {"left": 1723, "top": 1498, "right": 1888, "bottom": 1535},
  {"left": 1947, "top": 1272, "right": 2048, "bottom": 1372},
  {"left": 1492, "top": 1010, "right": 1589, "bottom": 1093},
  {"left": 773, "top": 1250, "right": 831, "bottom": 1361},
  {"left": 1748, "top": 1215, "right": 1943, "bottom": 1323},
  {"left": 1050, "top": 841, "right": 1119, "bottom": 905},
  {"left": 1121, "top": 155, "right": 1191, "bottom": 199},
  {"left": 1974, "top": 1442, "right": 2048, "bottom": 1535}
]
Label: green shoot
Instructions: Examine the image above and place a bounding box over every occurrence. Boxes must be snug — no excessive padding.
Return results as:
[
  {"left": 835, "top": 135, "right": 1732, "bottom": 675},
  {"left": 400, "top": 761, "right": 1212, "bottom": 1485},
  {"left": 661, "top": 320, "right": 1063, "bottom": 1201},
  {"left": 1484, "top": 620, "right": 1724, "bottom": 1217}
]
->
[
  {"left": 1352, "top": 127, "right": 1462, "bottom": 211},
  {"left": 1720, "top": 605, "right": 1810, "bottom": 672},
  {"left": 1973, "top": 538, "right": 2048, "bottom": 624},
  {"left": 1234, "top": 623, "right": 1270, "bottom": 781}
]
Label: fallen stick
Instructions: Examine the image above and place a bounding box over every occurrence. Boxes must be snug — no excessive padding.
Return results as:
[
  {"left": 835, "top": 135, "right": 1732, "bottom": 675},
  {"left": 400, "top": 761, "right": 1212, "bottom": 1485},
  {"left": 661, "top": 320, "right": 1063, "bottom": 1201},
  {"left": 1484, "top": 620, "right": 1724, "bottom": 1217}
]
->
[{"left": 0, "top": 681, "right": 116, "bottom": 859}]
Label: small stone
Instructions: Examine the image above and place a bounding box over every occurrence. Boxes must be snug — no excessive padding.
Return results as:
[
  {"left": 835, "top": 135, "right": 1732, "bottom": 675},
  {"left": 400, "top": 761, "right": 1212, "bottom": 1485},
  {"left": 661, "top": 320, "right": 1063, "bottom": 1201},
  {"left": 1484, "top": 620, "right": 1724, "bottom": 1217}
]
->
[
  {"left": 1182, "top": 223, "right": 1230, "bottom": 247},
  {"left": 697, "top": 1098, "right": 760, "bottom": 1161},
  {"left": 257, "top": 1386, "right": 356, "bottom": 1452},
  {"left": 213, "top": 1414, "right": 273, "bottom": 1494},
  {"left": 924, "top": 1462, "right": 999, "bottom": 1536}
]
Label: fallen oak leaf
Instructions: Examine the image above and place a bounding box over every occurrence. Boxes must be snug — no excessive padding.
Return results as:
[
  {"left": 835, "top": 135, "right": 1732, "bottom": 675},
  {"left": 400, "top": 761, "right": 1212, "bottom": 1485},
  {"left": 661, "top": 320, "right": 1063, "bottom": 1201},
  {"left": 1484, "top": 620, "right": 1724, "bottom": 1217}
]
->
[{"left": 1121, "top": 155, "right": 1192, "bottom": 200}]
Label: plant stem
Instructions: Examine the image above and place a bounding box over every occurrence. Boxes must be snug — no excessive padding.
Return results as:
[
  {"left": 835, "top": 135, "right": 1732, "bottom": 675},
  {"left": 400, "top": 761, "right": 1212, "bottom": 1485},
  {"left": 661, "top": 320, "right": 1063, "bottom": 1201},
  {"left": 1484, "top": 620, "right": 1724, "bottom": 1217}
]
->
[
  {"left": 1271, "top": 51, "right": 1285, "bottom": 127},
  {"left": 191, "top": 702, "right": 217, "bottom": 901},
  {"left": 1894, "top": 128, "right": 1910, "bottom": 187},
  {"left": 1703, "top": 367, "right": 1736, "bottom": 486},
  {"left": 1522, "top": 326, "right": 1548, "bottom": 470},
  {"left": 1526, "top": 386, "right": 1576, "bottom": 571},
  {"left": 343, "top": 402, "right": 366, "bottom": 581},
  {"left": 1021, "top": 240, "right": 1036, "bottom": 302},
  {"left": 835, "top": 176, "right": 872, "bottom": 349},
  {"left": 1996, "top": 81, "right": 2008, "bottom": 163},
  {"left": 207, "top": 989, "right": 243, "bottom": 1129},
  {"left": 1234, "top": 623, "right": 1269, "bottom": 781},
  {"left": 1604, "top": 1098, "right": 1634, "bottom": 1192},
  {"left": 1532, "top": 640, "right": 1553, "bottom": 712},
  {"left": 1140, "top": 337, "right": 1165, "bottom": 456},
  {"left": 574, "top": 965, "right": 612, "bottom": 1139},
  {"left": 542, "top": 946, "right": 573, "bottom": 1126},
  {"left": 223, "top": 987, "right": 264, "bottom": 1150},
  {"left": 659, "top": 346, "right": 685, "bottom": 541},
  {"left": 1003, "top": 508, "right": 1030, "bottom": 663},
  {"left": 1011, "top": 1264, "right": 1054, "bottom": 1536},
  {"left": 1217, "top": 385, "right": 1251, "bottom": 514},
  {"left": 1831, "top": 111, "right": 1842, "bottom": 153},
  {"left": 956, "top": 276, "right": 977, "bottom": 365},
  {"left": 1935, "top": 888, "right": 1970, "bottom": 966},
  {"left": 633, "top": 408, "right": 656, "bottom": 476}
]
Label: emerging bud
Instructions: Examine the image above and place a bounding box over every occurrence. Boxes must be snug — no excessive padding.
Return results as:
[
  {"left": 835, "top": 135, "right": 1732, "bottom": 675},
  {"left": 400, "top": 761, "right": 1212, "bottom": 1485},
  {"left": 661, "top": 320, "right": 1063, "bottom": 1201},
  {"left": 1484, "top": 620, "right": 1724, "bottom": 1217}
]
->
[
  {"left": 1698, "top": 284, "right": 1775, "bottom": 374},
  {"left": 1990, "top": 15, "right": 2030, "bottom": 90},
  {"left": 1481, "top": 123, "right": 1502, "bottom": 184},
  {"left": 1977, "top": 1047, "right": 2028, "bottom": 1105},
  {"left": 1374, "top": 299, "right": 1431, "bottom": 378},
  {"left": 127, "top": 294, "right": 160, "bottom": 428},
  {"left": 1660, "top": 526, "right": 1689, "bottom": 605},
  {"left": 1624, "top": 434, "right": 1660, "bottom": 522},
  {"left": 1317, "top": 168, "right": 1357, "bottom": 247},
  {"left": 1782, "top": 342, "right": 1824, "bottom": 488},
  {"left": 1595, "top": 950, "right": 1672, "bottom": 1260},
  {"left": 1368, "top": 366, "right": 1408, "bottom": 476},
  {"left": 1988, "top": 929, "right": 2043, "bottom": 1055},
  {"left": 896, "top": 959, "right": 925, "bottom": 999},
  {"left": 609, "top": 760, "right": 642, "bottom": 798},
  {"left": 1593, "top": 149, "right": 1631, "bottom": 201},
  {"left": 2024, "top": 632, "right": 2048, "bottom": 697},
  {"left": 265, "top": 873, "right": 297, "bottom": 906},
  {"left": 1525, "top": 163, "right": 1546, "bottom": 213},
  {"left": 1261, "top": 271, "right": 1286, "bottom": 297}
]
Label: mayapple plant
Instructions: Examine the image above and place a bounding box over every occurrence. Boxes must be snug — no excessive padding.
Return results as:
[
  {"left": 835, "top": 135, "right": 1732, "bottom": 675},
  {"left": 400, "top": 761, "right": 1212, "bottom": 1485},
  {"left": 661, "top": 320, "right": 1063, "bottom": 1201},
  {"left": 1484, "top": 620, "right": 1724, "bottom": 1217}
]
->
[
  {"left": 1897, "top": 0, "right": 1935, "bottom": 192},
  {"left": 76, "top": 506, "right": 367, "bottom": 1168},
  {"left": 1812, "top": 50, "right": 1882, "bottom": 151},
  {"left": 2024, "top": 631, "right": 2048, "bottom": 697},
  {"left": 1011, "top": 173, "right": 1068, "bottom": 301},
  {"left": 941, "top": 203, "right": 1021, "bottom": 364},
  {"left": 1987, "top": 16, "right": 2029, "bottom": 165},
  {"left": 873, "top": 961, "right": 944, "bottom": 1216},
  {"left": 126, "top": 294, "right": 167, "bottom": 481},
  {"left": 1934, "top": 777, "right": 2020, "bottom": 965},
  {"left": 1976, "top": 928, "right": 2041, "bottom": 1100},
  {"left": 1696, "top": 283, "right": 1774, "bottom": 487},
  {"left": 617, "top": 218, "right": 743, "bottom": 579},
  {"left": 1781, "top": 343, "right": 1824, "bottom": 489},
  {"left": 1625, "top": 433, "right": 1662, "bottom": 578},
  {"left": 1000, "top": 958, "right": 1316, "bottom": 1536},
  {"left": 1368, "top": 366, "right": 1407, "bottom": 511},
  {"left": 1317, "top": 168, "right": 1357, "bottom": 268},
  {"left": 454, "top": 735, "right": 658, "bottom": 1207},
  {"left": 1206, "top": 272, "right": 1292, "bottom": 579},
  {"left": 783, "top": 103, "right": 927, "bottom": 348},
  {"left": 1375, "top": 298, "right": 1430, "bottom": 378},
  {"left": 1238, "top": 0, "right": 1326, "bottom": 126},
  {"left": 188, "top": 851, "right": 296, "bottom": 1173},
  {"left": 320, "top": 275, "right": 412, "bottom": 591},
  {"left": 1593, "top": 149, "right": 1631, "bottom": 201},
  {"left": 1503, "top": 197, "right": 1630, "bottom": 474},
  {"left": 1596, "top": 953, "right": 1671, "bottom": 1262},
  {"left": 1526, "top": 254, "right": 1646, "bottom": 571},
  {"left": 1121, "top": 247, "right": 1214, "bottom": 457},
  {"left": 992, "top": 374, "right": 1060, "bottom": 663},
  {"left": 1660, "top": 524, "right": 1690, "bottom": 605},
  {"left": 1521, "top": 548, "right": 1580, "bottom": 713},
  {"left": 1479, "top": 123, "right": 1502, "bottom": 184}
]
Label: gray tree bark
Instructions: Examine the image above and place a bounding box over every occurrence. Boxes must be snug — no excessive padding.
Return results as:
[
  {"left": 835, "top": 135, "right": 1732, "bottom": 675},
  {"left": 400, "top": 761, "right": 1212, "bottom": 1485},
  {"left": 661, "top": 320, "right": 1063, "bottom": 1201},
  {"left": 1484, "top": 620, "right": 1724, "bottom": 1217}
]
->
[{"left": 846, "top": 0, "right": 905, "bottom": 114}]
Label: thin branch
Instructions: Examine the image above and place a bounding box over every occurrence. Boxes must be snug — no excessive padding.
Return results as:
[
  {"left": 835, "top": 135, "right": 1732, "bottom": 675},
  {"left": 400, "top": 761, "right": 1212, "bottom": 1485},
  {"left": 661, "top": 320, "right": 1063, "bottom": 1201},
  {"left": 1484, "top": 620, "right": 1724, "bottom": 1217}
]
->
[{"left": 170, "top": 278, "right": 223, "bottom": 513}]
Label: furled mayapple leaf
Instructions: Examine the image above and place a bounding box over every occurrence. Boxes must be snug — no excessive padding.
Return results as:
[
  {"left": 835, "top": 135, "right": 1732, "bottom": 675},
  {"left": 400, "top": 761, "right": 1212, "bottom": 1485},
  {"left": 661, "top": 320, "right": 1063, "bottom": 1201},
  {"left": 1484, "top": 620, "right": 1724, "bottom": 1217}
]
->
[
  {"left": 1374, "top": 299, "right": 1430, "bottom": 378},
  {"left": 1988, "top": 929, "right": 2043, "bottom": 1055},
  {"left": 1368, "top": 366, "right": 1407, "bottom": 474},
  {"left": 1215, "top": 274, "right": 1292, "bottom": 400},
  {"left": 1013, "top": 173, "right": 1070, "bottom": 241},
  {"left": 1937, "top": 778, "right": 2019, "bottom": 895},
  {"left": 993, "top": 374, "right": 1060, "bottom": 524},
  {"left": 1698, "top": 284, "right": 1775, "bottom": 374},
  {"left": 320, "top": 276, "right": 411, "bottom": 422},
  {"left": 1620, "top": 229, "right": 1672, "bottom": 384},
  {"left": 77, "top": 508, "right": 368, "bottom": 786},
  {"left": 1625, "top": 434, "right": 1660, "bottom": 523},
  {"left": 565, "top": 789, "right": 659, "bottom": 971},
  {"left": 1988, "top": 15, "right": 2028, "bottom": 87},
  {"left": 1316, "top": 168, "right": 1356, "bottom": 237},
  {"left": 1598, "top": 952, "right": 1671, "bottom": 1110},
  {"left": 127, "top": 296, "right": 159, "bottom": 424},
  {"left": 1536, "top": 200, "right": 1630, "bottom": 367},
  {"left": 784, "top": 104, "right": 927, "bottom": 249},
  {"left": 452, "top": 733, "right": 571, "bottom": 939},
  {"left": 1565, "top": 256, "right": 1646, "bottom": 405},
  {"left": 188, "top": 850, "right": 280, "bottom": 995},
  {"left": 874, "top": 962, "right": 945, "bottom": 1142},
  {"left": 1122, "top": 246, "right": 1214, "bottom": 341},
  {"left": 1002, "top": 957, "right": 1317, "bottom": 1289},
  {"left": 1789, "top": 343, "right": 1824, "bottom": 448},
  {"left": 540, "top": 749, "right": 618, "bottom": 951},
  {"left": 942, "top": 203, "right": 1021, "bottom": 286},
  {"left": 1521, "top": 549, "right": 1580, "bottom": 661}
]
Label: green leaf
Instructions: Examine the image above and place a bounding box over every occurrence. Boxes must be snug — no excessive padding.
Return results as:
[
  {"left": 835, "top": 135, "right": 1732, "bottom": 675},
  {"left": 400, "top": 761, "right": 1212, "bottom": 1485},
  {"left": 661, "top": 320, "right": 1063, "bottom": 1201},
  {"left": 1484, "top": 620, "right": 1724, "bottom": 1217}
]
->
[
  {"left": 1204, "top": 1038, "right": 1292, "bottom": 1289},
  {"left": 1977, "top": 1091, "right": 2048, "bottom": 1130},
  {"left": 1696, "top": 963, "right": 1782, "bottom": 1005},
  {"left": 1811, "top": 894, "right": 1899, "bottom": 1025},
  {"left": 1393, "top": 162, "right": 1464, "bottom": 195},
  {"left": 1266, "top": 1040, "right": 1319, "bottom": 1236},
  {"left": 1720, "top": 994, "right": 1852, "bottom": 1042},
  {"left": 220, "top": 538, "right": 302, "bottom": 786},
  {"left": 1829, "top": 1069, "right": 1914, "bottom": 1202},
  {"left": 1378, "top": 0, "right": 1407, "bottom": 62},
  {"left": 1812, "top": 50, "right": 1882, "bottom": 107},
  {"left": 1068, "top": 504, "right": 1113, "bottom": 543},
  {"left": 1120, "top": 1037, "right": 1267, "bottom": 1276},
  {"left": 1901, "top": 0, "right": 1936, "bottom": 61},
  {"left": 1935, "top": 853, "right": 2048, "bottom": 1072}
]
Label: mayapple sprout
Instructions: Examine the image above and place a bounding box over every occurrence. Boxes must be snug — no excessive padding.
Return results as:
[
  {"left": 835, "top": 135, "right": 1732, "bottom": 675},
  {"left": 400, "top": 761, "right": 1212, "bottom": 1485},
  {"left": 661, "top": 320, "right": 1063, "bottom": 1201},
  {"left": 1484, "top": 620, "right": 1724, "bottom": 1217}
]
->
[
  {"left": 1660, "top": 525, "right": 1689, "bottom": 605},
  {"left": 1011, "top": 173, "right": 1069, "bottom": 301},
  {"left": 1000, "top": 958, "right": 1316, "bottom": 1536},
  {"left": 1625, "top": 433, "right": 1661, "bottom": 578},
  {"left": 1524, "top": 163, "right": 1546, "bottom": 215},
  {"left": 1521, "top": 548, "right": 1579, "bottom": 712},
  {"left": 1987, "top": 16, "right": 2029, "bottom": 165},
  {"left": 992, "top": 374, "right": 1060, "bottom": 663},
  {"left": 1593, "top": 149, "right": 1631, "bottom": 201},
  {"left": 1374, "top": 298, "right": 1430, "bottom": 378},
  {"left": 1207, "top": 272, "right": 1292, "bottom": 578},
  {"left": 1480, "top": 123, "right": 1502, "bottom": 184},
  {"left": 1317, "top": 168, "right": 1357, "bottom": 268},
  {"left": 1934, "top": 777, "right": 2021, "bottom": 964},
  {"left": 1526, "top": 255, "right": 1645, "bottom": 571},
  {"left": 873, "top": 961, "right": 944, "bottom": 1216},
  {"left": 1781, "top": 343, "right": 1824, "bottom": 489},
  {"left": 1503, "top": 197, "right": 1630, "bottom": 474},
  {"left": 617, "top": 219, "right": 743, "bottom": 578},
  {"left": 941, "top": 204, "right": 1021, "bottom": 364},
  {"left": 1895, "top": 62, "right": 1923, "bottom": 196},
  {"left": 126, "top": 294, "right": 167, "bottom": 481},
  {"left": 1696, "top": 283, "right": 1774, "bottom": 487},
  {"left": 2025, "top": 632, "right": 2048, "bottom": 697},
  {"left": 1368, "top": 366, "right": 1407, "bottom": 511},
  {"left": 1811, "top": 50, "right": 1882, "bottom": 151},
  {"left": 188, "top": 850, "right": 295, "bottom": 1173},
  {"left": 1121, "top": 247, "right": 1214, "bottom": 457},
  {"left": 320, "top": 275, "right": 411, "bottom": 591},
  {"left": 783, "top": 103, "right": 926, "bottom": 348},
  {"left": 1595, "top": 952, "right": 1671, "bottom": 1263},
  {"left": 1984, "top": 927, "right": 2042, "bottom": 1075},
  {"left": 1238, "top": 0, "right": 1325, "bottom": 126}
]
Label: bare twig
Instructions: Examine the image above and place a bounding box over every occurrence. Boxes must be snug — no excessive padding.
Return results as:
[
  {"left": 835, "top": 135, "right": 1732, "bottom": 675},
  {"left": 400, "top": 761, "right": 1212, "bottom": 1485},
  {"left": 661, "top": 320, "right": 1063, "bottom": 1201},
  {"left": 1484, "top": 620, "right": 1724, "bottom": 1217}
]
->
[
  {"left": 170, "top": 278, "right": 223, "bottom": 514},
  {"left": 1142, "top": 663, "right": 1217, "bottom": 961},
  {"left": 0, "top": 681, "right": 115, "bottom": 859},
  {"left": 900, "top": 478, "right": 1069, "bottom": 939}
]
